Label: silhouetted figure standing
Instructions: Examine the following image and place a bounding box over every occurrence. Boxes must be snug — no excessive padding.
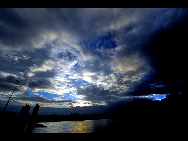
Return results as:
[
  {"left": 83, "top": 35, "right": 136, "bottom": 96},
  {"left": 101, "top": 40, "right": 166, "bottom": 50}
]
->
[
  {"left": 19, "top": 104, "right": 30, "bottom": 116},
  {"left": 29, "top": 104, "right": 40, "bottom": 125},
  {"left": 12, "top": 104, "right": 31, "bottom": 133},
  {"left": 32, "top": 104, "right": 40, "bottom": 116},
  {"left": 26, "top": 104, "right": 42, "bottom": 132}
]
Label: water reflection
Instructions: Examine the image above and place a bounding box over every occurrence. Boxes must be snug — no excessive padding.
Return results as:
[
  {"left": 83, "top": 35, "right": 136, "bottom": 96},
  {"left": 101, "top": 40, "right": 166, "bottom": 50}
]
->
[
  {"left": 32, "top": 120, "right": 94, "bottom": 133},
  {"left": 70, "top": 120, "right": 94, "bottom": 133},
  {"left": 31, "top": 119, "right": 117, "bottom": 133}
]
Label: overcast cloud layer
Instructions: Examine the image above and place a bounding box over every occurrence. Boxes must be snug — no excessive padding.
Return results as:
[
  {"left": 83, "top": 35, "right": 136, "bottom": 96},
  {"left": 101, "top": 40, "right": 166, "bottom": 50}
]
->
[{"left": 0, "top": 8, "right": 187, "bottom": 111}]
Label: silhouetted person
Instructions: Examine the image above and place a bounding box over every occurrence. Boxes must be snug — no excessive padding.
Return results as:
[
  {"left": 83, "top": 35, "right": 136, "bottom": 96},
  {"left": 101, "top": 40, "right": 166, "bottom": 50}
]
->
[
  {"left": 19, "top": 104, "right": 30, "bottom": 116},
  {"left": 26, "top": 104, "right": 41, "bottom": 132},
  {"left": 28, "top": 104, "right": 40, "bottom": 125},
  {"left": 32, "top": 104, "right": 40, "bottom": 116},
  {"left": 12, "top": 104, "right": 31, "bottom": 133}
]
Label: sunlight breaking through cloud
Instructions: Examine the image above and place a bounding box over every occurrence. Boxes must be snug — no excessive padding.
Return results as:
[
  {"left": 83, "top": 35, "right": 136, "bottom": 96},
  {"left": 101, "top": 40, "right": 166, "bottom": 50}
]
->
[{"left": 0, "top": 8, "right": 187, "bottom": 112}]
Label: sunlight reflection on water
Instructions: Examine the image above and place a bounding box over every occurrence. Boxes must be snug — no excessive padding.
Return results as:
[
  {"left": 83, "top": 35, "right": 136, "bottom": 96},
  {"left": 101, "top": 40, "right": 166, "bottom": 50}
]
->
[{"left": 32, "top": 119, "right": 119, "bottom": 133}]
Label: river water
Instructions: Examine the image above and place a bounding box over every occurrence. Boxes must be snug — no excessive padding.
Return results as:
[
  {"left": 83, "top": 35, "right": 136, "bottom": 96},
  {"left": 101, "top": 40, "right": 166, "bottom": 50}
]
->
[{"left": 30, "top": 119, "right": 120, "bottom": 133}]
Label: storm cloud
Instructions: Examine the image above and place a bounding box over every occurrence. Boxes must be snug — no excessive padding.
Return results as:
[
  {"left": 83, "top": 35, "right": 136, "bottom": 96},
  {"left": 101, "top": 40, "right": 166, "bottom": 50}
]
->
[{"left": 0, "top": 8, "right": 187, "bottom": 111}]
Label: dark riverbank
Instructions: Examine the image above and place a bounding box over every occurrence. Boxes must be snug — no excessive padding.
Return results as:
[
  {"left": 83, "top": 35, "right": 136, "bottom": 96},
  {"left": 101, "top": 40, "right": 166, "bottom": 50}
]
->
[{"left": 0, "top": 92, "right": 187, "bottom": 133}]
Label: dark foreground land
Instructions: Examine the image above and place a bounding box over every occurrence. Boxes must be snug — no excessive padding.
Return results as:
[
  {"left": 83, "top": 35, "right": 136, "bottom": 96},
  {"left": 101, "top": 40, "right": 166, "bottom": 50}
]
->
[
  {"left": 0, "top": 93, "right": 187, "bottom": 133},
  {"left": 0, "top": 109, "right": 186, "bottom": 134}
]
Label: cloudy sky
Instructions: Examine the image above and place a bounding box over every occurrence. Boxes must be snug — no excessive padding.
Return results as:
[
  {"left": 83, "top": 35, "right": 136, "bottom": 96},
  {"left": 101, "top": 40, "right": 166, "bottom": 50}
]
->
[{"left": 0, "top": 8, "right": 187, "bottom": 114}]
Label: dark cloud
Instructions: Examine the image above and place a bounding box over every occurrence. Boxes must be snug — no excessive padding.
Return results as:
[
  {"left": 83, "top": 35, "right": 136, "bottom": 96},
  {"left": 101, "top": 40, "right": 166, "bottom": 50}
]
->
[
  {"left": 0, "top": 47, "right": 51, "bottom": 78},
  {"left": 0, "top": 75, "right": 19, "bottom": 92},
  {"left": 33, "top": 70, "right": 57, "bottom": 79},
  {"left": 83, "top": 59, "right": 112, "bottom": 75},
  {"left": 0, "top": 8, "right": 115, "bottom": 51},
  {"left": 13, "top": 95, "right": 72, "bottom": 103},
  {"left": 137, "top": 12, "right": 188, "bottom": 94},
  {"left": 108, "top": 8, "right": 188, "bottom": 97},
  {"left": 5, "top": 75, "right": 17, "bottom": 83},
  {"left": 28, "top": 79, "right": 53, "bottom": 91},
  {"left": 0, "top": 8, "right": 32, "bottom": 50},
  {"left": 76, "top": 85, "right": 118, "bottom": 103},
  {"left": 0, "top": 8, "right": 188, "bottom": 112}
]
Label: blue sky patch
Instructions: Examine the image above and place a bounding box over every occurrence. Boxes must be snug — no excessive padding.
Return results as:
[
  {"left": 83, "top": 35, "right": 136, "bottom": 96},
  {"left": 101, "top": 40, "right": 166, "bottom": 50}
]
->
[
  {"left": 26, "top": 88, "right": 60, "bottom": 100},
  {"left": 83, "top": 31, "right": 117, "bottom": 49},
  {"left": 138, "top": 94, "right": 169, "bottom": 101}
]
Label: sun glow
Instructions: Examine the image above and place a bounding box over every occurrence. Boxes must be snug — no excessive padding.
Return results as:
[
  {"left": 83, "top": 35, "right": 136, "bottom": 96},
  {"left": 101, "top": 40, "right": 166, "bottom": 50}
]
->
[
  {"left": 72, "top": 102, "right": 93, "bottom": 107},
  {"left": 71, "top": 100, "right": 107, "bottom": 107}
]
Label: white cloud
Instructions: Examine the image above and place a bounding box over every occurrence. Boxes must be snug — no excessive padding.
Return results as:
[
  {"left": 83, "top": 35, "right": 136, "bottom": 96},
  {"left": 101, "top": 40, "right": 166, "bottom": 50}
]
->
[
  {"left": 29, "top": 63, "right": 53, "bottom": 73},
  {"left": 122, "top": 72, "right": 145, "bottom": 82},
  {"left": 111, "top": 55, "right": 146, "bottom": 73},
  {"left": 0, "top": 8, "right": 185, "bottom": 109},
  {"left": 110, "top": 8, "right": 140, "bottom": 30},
  {"left": 0, "top": 71, "right": 18, "bottom": 78},
  {"left": 20, "top": 71, "right": 35, "bottom": 78},
  {"left": 29, "top": 57, "right": 76, "bottom": 74},
  {"left": 29, "top": 30, "right": 58, "bottom": 48}
]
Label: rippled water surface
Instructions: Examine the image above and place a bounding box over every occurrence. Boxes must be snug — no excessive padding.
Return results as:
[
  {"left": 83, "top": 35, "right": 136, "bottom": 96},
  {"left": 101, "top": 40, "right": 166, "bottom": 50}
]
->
[{"left": 31, "top": 119, "right": 120, "bottom": 133}]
